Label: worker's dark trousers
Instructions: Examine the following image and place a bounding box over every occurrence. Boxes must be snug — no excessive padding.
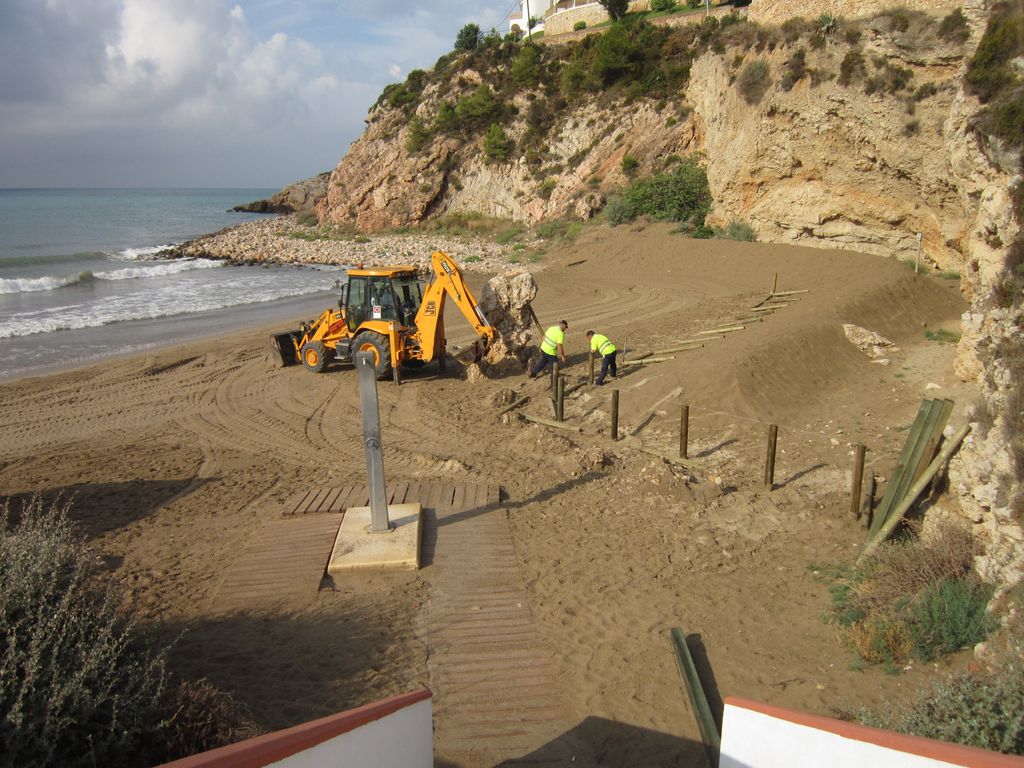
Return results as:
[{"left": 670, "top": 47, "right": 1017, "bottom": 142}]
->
[
  {"left": 530, "top": 352, "right": 558, "bottom": 381},
  {"left": 596, "top": 352, "right": 617, "bottom": 384}
]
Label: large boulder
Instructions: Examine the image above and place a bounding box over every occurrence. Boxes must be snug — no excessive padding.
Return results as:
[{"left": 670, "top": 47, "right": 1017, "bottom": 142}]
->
[{"left": 467, "top": 270, "right": 539, "bottom": 378}]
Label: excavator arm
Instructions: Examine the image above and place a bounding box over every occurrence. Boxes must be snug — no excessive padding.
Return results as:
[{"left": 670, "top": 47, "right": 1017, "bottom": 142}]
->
[{"left": 411, "top": 251, "right": 496, "bottom": 363}]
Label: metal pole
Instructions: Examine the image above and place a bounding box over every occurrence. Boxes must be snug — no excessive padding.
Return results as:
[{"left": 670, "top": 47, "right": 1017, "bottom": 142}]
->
[
  {"left": 611, "top": 389, "right": 619, "bottom": 441},
  {"left": 556, "top": 377, "right": 565, "bottom": 422},
  {"left": 764, "top": 425, "right": 778, "bottom": 490},
  {"left": 356, "top": 352, "right": 391, "bottom": 533},
  {"left": 850, "top": 443, "right": 866, "bottom": 519},
  {"left": 679, "top": 404, "right": 689, "bottom": 459}
]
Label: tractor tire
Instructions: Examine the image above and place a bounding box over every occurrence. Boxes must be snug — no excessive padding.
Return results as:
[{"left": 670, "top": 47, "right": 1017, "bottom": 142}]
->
[
  {"left": 300, "top": 341, "right": 333, "bottom": 373},
  {"left": 353, "top": 332, "right": 392, "bottom": 379}
]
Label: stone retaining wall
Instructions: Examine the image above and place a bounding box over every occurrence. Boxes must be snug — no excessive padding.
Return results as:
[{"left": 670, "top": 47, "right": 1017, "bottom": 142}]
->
[
  {"left": 544, "top": 1, "right": 736, "bottom": 37},
  {"left": 747, "top": 0, "right": 962, "bottom": 25}
]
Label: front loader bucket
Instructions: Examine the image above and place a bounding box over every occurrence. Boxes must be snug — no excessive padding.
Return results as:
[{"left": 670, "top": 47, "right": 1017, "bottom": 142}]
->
[
  {"left": 269, "top": 332, "right": 300, "bottom": 367},
  {"left": 452, "top": 339, "right": 484, "bottom": 366}
]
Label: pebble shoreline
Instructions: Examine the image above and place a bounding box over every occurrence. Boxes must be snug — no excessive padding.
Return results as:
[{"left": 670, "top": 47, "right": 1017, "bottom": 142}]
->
[{"left": 166, "top": 216, "right": 542, "bottom": 275}]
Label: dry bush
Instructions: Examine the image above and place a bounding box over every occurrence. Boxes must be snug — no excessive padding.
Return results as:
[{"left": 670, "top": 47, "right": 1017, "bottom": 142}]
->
[
  {"left": 854, "top": 520, "right": 977, "bottom": 617},
  {"left": 161, "top": 678, "right": 261, "bottom": 760}
]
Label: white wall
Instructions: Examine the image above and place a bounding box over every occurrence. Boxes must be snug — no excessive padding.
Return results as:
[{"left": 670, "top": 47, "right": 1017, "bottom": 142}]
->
[
  {"left": 720, "top": 698, "right": 1024, "bottom": 768},
  {"left": 271, "top": 699, "right": 432, "bottom": 768}
]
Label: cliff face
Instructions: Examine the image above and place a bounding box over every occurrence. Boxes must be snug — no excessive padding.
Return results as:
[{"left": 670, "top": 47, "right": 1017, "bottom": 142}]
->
[
  {"left": 321, "top": 13, "right": 973, "bottom": 270},
  {"left": 318, "top": 6, "right": 1023, "bottom": 586}
]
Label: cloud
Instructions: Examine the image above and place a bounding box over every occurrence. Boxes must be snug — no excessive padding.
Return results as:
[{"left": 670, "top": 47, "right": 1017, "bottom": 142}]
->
[{"left": 0, "top": 0, "right": 514, "bottom": 187}]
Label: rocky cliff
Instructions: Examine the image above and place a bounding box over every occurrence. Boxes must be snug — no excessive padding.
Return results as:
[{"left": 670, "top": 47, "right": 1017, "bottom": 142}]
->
[
  {"left": 316, "top": 4, "right": 1022, "bottom": 586},
  {"left": 234, "top": 172, "right": 330, "bottom": 214}
]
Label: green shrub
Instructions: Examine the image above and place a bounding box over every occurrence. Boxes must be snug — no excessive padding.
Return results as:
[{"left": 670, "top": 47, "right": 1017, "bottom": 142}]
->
[
  {"left": 966, "top": 7, "right": 1023, "bottom": 103},
  {"left": 1, "top": 497, "right": 169, "bottom": 766},
  {"left": 495, "top": 226, "right": 525, "bottom": 244},
  {"left": 483, "top": 123, "right": 513, "bottom": 163},
  {"left": 686, "top": 0, "right": 701, "bottom": 8},
  {"left": 816, "top": 12, "right": 840, "bottom": 37},
  {"left": 434, "top": 102, "right": 458, "bottom": 134},
  {"left": 826, "top": 522, "right": 995, "bottom": 667},
  {"left": 651, "top": 0, "right": 677, "bottom": 12},
  {"left": 623, "top": 159, "right": 711, "bottom": 224},
  {"left": 938, "top": 8, "right": 970, "bottom": 43},
  {"left": 406, "top": 115, "right": 432, "bottom": 153},
  {"left": 903, "top": 118, "right": 921, "bottom": 136},
  {"left": 455, "top": 22, "right": 483, "bottom": 52},
  {"left": 598, "top": 0, "right": 629, "bottom": 21},
  {"left": 511, "top": 44, "right": 544, "bottom": 87},
  {"left": 860, "top": 666, "right": 1024, "bottom": 755},
  {"left": 780, "top": 48, "right": 807, "bottom": 91},
  {"left": 909, "top": 577, "right": 996, "bottom": 660},
  {"left": 605, "top": 194, "right": 634, "bottom": 225},
  {"left": 574, "top": 20, "right": 588, "bottom": 31},
  {"left": 716, "top": 219, "right": 757, "bottom": 241},
  {"left": 924, "top": 328, "right": 960, "bottom": 343},
  {"left": 736, "top": 59, "right": 772, "bottom": 104},
  {"left": 455, "top": 85, "right": 504, "bottom": 129},
  {"left": 538, "top": 177, "right": 558, "bottom": 200},
  {"left": 780, "top": 17, "right": 811, "bottom": 44},
  {"left": 620, "top": 153, "right": 639, "bottom": 174},
  {"left": 839, "top": 49, "right": 867, "bottom": 86}
]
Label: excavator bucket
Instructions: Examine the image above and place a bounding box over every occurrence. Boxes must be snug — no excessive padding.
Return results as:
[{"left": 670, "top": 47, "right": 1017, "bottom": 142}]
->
[
  {"left": 269, "top": 331, "right": 301, "bottom": 366},
  {"left": 452, "top": 339, "right": 486, "bottom": 366}
]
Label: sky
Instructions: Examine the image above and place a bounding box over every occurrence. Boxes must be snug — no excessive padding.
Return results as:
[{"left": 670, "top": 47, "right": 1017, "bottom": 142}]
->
[{"left": 0, "top": 0, "right": 514, "bottom": 188}]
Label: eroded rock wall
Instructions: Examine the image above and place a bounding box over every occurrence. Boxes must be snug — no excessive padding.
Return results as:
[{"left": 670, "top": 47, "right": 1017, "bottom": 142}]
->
[{"left": 748, "top": 0, "right": 963, "bottom": 26}]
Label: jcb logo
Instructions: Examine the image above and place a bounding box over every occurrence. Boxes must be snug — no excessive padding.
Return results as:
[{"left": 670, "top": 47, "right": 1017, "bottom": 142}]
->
[{"left": 424, "top": 301, "right": 437, "bottom": 316}]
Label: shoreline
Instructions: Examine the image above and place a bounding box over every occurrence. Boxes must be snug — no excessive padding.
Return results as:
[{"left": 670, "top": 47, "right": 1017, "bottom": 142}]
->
[{"left": 166, "top": 215, "right": 543, "bottom": 275}]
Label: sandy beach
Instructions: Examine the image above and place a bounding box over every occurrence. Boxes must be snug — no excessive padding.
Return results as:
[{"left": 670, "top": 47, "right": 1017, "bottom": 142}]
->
[{"left": 0, "top": 223, "right": 973, "bottom": 766}]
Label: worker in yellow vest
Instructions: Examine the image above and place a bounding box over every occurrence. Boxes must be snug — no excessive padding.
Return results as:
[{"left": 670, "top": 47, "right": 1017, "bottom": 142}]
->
[
  {"left": 586, "top": 330, "right": 617, "bottom": 386},
  {"left": 528, "top": 319, "right": 568, "bottom": 381}
]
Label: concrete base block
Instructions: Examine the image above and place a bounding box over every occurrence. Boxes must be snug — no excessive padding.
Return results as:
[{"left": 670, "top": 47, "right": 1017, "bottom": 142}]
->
[{"left": 327, "top": 503, "right": 422, "bottom": 574}]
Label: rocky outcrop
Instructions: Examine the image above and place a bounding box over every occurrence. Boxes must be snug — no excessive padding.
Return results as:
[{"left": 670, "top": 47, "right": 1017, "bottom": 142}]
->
[
  {"left": 945, "top": 1, "right": 1024, "bottom": 591},
  {"left": 748, "top": 0, "right": 962, "bottom": 26},
  {"left": 234, "top": 172, "right": 330, "bottom": 214},
  {"left": 320, "top": 15, "right": 972, "bottom": 270}
]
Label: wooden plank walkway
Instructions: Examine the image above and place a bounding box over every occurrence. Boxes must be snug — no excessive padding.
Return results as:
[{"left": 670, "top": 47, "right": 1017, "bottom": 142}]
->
[
  {"left": 416, "top": 481, "right": 575, "bottom": 765},
  {"left": 213, "top": 479, "right": 576, "bottom": 762}
]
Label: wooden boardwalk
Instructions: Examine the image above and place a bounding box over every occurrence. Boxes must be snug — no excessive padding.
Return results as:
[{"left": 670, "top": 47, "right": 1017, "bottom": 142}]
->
[
  {"left": 213, "top": 479, "right": 574, "bottom": 762},
  {"left": 416, "top": 481, "right": 574, "bottom": 765}
]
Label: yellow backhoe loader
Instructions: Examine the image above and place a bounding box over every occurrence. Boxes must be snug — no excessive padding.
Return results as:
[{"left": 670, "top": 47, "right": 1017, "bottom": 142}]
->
[{"left": 270, "top": 250, "right": 496, "bottom": 379}]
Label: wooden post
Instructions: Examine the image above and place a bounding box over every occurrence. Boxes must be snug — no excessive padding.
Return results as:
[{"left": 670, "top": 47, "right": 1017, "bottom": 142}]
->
[
  {"left": 611, "top": 389, "right": 619, "bottom": 441},
  {"left": 772, "top": 272, "right": 778, "bottom": 296},
  {"left": 551, "top": 361, "right": 559, "bottom": 400},
  {"left": 850, "top": 443, "right": 866, "bottom": 518},
  {"left": 556, "top": 377, "right": 565, "bottom": 422},
  {"left": 764, "top": 425, "right": 778, "bottom": 489},
  {"left": 588, "top": 352, "right": 595, "bottom": 385},
  {"left": 679, "top": 404, "right": 689, "bottom": 459}
]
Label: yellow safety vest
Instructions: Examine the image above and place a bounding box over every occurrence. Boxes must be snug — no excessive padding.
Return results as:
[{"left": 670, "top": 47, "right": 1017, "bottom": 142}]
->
[
  {"left": 590, "top": 333, "right": 616, "bottom": 355},
  {"left": 541, "top": 325, "right": 564, "bottom": 355}
]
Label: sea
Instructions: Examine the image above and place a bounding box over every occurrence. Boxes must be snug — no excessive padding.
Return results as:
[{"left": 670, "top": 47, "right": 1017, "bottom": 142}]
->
[{"left": 0, "top": 189, "right": 341, "bottom": 382}]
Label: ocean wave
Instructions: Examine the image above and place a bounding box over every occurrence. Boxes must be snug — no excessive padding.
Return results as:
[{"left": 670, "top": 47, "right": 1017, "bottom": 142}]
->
[
  {"left": 0, "top": 259, "right": 222, "bottom": 294},
  {"left": 115, "top": 245, "right": 178, "bottom": 260},
  {"left": 94, "top": 259, "right": 222, "bottom": 281},
  {"left": 0, "top": 283, "right": 329, "bottom": 339},
  {"left": 0, "top": 271, "right": 94, "bottom": 294}
]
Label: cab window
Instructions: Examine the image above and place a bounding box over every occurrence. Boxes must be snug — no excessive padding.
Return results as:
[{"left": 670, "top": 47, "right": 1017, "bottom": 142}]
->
[{"left": 346, "top": 276, "right": 369, "bottom": 332}]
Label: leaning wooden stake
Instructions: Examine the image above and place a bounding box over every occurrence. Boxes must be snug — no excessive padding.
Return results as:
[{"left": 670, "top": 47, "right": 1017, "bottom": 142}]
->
[
  {"left": 498, "top": 396, "right": 530, "bottom": 415},
  {"left": 698, "top": 325, "right": 744, "bottom": 335},
  {"left": 556, "top": 377, "right": 565, "bottom": 422},
  {"left": 680, "top": 404, "right": 690, "bottom": 459},
  {"left": 621, "top": 356, "right": 675, "bottom": 367},
  {"left": 670, "top": 628, "right": 721, "bottom": 766},
  {"left": 523, "top": 414, "right": 580, "bottom": 432},
  {"left": 764, "top": 425, "right": 779, "bottom": 489},
  {"left": 771, "top": 289, "right": 809, "bottom": 297},
  {"left": 850, "top": 444, "right": 867, "bottom": 519},
  {"left": 527, "top": 304, "right": 545, "bottom": 339},
  {"left": 858, "top": 424, "right": 971, "bottom": 563},
  {"left": 611, "top": 389, "right": 619, "bottom": 441}
]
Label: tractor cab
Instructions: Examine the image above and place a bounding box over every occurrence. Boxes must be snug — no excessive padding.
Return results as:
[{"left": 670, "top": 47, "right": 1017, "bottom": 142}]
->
[{"left": 341, "top": 266, "right": 424, "bottom": 331}]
